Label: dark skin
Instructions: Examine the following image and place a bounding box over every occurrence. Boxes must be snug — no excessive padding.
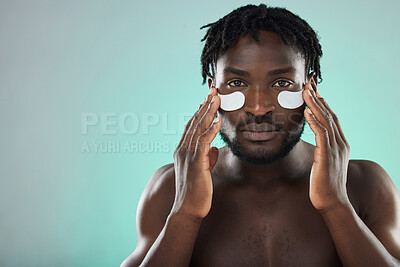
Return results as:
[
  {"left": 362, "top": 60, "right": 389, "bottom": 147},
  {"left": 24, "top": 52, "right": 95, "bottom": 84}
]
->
[{"left": 121, "top": 31, "right": 400, "bottom": 267}]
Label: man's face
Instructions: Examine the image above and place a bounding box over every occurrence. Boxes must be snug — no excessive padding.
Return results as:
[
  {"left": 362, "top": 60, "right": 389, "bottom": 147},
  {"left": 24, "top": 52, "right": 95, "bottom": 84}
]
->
[{"left": 211, "top": 30, "right": 309, "bottom": 165}]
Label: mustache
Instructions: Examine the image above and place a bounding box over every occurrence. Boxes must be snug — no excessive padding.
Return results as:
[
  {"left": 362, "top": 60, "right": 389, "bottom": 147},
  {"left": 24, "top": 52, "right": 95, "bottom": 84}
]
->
[{"left": 236, "top": 113, "right": 282, "bottom": 131}]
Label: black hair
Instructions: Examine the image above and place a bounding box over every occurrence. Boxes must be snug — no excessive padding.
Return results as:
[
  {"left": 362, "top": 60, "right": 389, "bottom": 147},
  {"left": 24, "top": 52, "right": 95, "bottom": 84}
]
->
[{"left": 200, "top": 4, "right": 323, "bottom": 85}]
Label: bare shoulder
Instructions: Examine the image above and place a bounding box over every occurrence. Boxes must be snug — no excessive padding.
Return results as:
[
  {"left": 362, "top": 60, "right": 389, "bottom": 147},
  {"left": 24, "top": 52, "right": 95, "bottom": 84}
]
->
[
  {"left": 139, "top": 163, "right": 176, "bottom": 208},
  {"left": 121, "top": 163, "right": 176, "bottom": 267},
  {"left": 347, "top": 159, "right": 400, "bottom": 227},
  {"left": 346, "top": 160, "right": 400, "bottom": 260},
  {"left": 137, "top": 163, "right": 176, "bottom": 226}
]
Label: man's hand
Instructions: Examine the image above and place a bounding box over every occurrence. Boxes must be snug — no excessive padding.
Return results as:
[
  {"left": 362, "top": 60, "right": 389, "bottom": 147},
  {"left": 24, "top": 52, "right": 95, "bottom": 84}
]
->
[
  {"left": 170, "top": 87, "right": 221, "bottom": 221},
  {"left": 303, "top": 82, "right": 351, "bottom": 213}
]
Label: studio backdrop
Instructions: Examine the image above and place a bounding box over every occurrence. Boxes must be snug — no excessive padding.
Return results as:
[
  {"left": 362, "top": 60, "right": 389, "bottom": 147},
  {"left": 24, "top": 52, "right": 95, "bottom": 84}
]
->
[{"left": 1, "top": 0, "right": 399, "bottom": 266}]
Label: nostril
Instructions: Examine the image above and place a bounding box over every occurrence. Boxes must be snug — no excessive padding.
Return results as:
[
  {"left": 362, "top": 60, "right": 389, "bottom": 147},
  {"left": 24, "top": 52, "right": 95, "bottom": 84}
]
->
[{"left": 245, "top": 104, "right": 276, "bottom": 117}]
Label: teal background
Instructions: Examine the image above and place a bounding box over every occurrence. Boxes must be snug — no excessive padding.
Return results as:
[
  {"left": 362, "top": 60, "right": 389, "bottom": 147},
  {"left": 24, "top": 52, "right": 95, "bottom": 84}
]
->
[{"left": 1, "top": 0, "right": 399, "bottom": 266}]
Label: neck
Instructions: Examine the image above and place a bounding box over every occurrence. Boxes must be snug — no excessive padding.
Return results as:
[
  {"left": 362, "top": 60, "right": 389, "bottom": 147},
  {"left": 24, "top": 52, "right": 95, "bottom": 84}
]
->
[{"left": 220, "top": 139, "right": 312, "bottom": 188}]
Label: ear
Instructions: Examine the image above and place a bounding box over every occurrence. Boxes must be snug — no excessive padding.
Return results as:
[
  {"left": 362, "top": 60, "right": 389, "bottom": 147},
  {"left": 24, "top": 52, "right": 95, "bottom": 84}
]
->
[
  {"left": 306, "top": 71, "right": 318, "bottom": 93},
  {"left": 207, "top": 77, "right": 215, "bottom": 89}
]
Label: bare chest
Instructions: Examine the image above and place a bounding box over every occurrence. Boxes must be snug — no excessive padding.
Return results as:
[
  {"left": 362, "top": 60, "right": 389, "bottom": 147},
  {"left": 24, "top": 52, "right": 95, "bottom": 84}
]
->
[{"left": 190, "top": 186, "right": 343, "bottom": 267}]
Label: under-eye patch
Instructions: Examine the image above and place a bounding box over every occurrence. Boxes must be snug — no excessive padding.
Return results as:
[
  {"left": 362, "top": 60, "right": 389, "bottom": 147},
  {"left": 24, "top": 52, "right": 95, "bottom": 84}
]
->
[
  {"left": 218, "top": 91, "right": 245, "bottom": 111},
  {"left": 277, "top": 89, "right": 304, "bottom": 109},
  {"left": 218, "top": 89, "right": 304, "bottom": 111}
]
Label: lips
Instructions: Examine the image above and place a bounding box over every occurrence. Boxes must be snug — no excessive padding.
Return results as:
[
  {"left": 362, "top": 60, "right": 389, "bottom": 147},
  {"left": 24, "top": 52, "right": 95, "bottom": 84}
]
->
[
  {"left": 240, "top": 123, "right": 277, "bottom": 132},
  {"left": 240, "top": 123, "right": 279, "bottom": 141}
]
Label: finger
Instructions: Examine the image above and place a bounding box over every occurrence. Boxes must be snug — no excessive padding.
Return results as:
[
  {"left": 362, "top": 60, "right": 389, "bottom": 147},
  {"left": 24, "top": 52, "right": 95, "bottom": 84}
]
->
[
  {"left": 177, "top": 112, "right": 197, "bottom": 148},
  {"left": 177, "top": 96, "right": 210, "bottom": 148},
  {"left": 176, "top": 109, "right": 199, "bottom": 148},
  {"left": 313, "top": 92, "right": 340, "bottom": 146},
  {"left": 198, "top": 97, "right": 206, "bottom": 109},
  {"left": 209, "top": 146, "right": 219, "bottom": 171},
  {"left": 304, "top": 107, "right": 330, "bottom": 154},
  {"left": 304, "top": 84, "right": 336, "bottom": 146},
  {"left": 179, "top": 88, "right": 217, "bottom": 148},
  {"left": 306, "top": 83, "right": 325, "bottom": 113},
  {"left": 194, "top": 116, "right": 222, "bottom": 163},
  {"left": 189, "top": 95, "right": 220, "bottom": 152},
  {"left": 183, "top": 89, "right": 217, "bottom": 148},
  {"left": 315, "top": 94, "right": 349, "bottom": 147}
]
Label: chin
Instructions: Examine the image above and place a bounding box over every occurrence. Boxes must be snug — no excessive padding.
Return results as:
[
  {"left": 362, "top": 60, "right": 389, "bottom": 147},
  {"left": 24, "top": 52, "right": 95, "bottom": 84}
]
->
[{"left": 235, "top": 138, "right": 289, "bottom": 165}]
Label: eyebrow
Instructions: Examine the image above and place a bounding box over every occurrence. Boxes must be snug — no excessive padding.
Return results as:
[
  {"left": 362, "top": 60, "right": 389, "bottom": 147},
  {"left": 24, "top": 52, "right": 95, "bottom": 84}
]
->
[
  {"left": 223, "top": 67, "right": 250, "bottom": 76},
  {"left": 223, "top": 66, "right": 296, "bottom": 76},
  {"left": 268, "top": 66, "right": 296, "bottom": 75}
]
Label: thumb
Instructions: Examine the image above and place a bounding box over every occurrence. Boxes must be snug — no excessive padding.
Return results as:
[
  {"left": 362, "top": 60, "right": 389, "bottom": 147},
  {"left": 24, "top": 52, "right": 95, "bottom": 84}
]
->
[{"left": 208, "top": 146, "right": 219, "bottom": 171}]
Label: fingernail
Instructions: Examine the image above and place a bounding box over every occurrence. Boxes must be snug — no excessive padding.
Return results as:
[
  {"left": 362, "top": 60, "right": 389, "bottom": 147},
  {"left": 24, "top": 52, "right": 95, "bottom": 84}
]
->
[
  {"left": 201, "top": 98, "right": 206, "bottom": 104},
  {"left": 211, "top": 95, "right": 216, "bottom": 103},
  {"left": 307, "top": 90, "right": 312, "bottom": 97},
  {"left": 214, "top": 117, "right": 220, "bottom": 124},
  {"left": 306, "top": 108, "right": 312, "bottom": 114}
]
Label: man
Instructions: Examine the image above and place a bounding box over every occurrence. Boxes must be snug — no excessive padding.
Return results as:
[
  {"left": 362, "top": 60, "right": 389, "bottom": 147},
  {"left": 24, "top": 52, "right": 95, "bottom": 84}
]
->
[{"left": 121, "top": 4, "right": 400, "bottom": 266}]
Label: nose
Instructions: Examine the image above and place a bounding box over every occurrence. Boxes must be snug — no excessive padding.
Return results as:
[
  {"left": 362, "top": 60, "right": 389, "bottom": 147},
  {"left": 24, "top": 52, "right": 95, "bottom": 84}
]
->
[{"left": 243, "top": 85, "right": 276, "bottom": 116}]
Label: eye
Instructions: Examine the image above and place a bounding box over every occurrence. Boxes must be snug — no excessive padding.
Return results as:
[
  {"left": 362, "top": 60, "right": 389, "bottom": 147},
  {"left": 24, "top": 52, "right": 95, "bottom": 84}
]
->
[
  {"left": 227, "top": 80, "right": 246, "bottom": 87},
  {"left": 273, "top": 80, "right": 292, "bottom": 88}
]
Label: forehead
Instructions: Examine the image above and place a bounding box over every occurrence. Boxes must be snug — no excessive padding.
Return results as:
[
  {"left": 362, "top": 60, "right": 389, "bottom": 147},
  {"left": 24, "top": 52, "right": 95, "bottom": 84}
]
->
[{"left": 215, "top": 30, "right": 305, "bottom": 76}]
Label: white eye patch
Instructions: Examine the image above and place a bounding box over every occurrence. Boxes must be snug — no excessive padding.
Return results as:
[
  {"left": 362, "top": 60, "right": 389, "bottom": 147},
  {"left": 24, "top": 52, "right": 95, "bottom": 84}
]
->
[
  {"left": 218, "top": 91, "right": 245, "bottom": 111},
  {"left": 277, "top": 89, "right": 304, "bottom": 109},
  {"left": 218, "top": 89, "right": 304, "bottom": 111}
]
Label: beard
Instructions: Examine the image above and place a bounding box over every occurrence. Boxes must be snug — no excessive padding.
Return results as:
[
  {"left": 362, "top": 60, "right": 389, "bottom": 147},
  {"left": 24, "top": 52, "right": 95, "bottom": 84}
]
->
[{"left": 219, "top": 114, "right": 306, "bottom": 165}]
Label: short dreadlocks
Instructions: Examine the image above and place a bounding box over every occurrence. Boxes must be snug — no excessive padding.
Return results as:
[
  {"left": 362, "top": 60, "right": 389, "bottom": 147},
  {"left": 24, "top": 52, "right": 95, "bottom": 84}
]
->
[{"left": 200, "top": 4, "right": 323, "bottom": 85}]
